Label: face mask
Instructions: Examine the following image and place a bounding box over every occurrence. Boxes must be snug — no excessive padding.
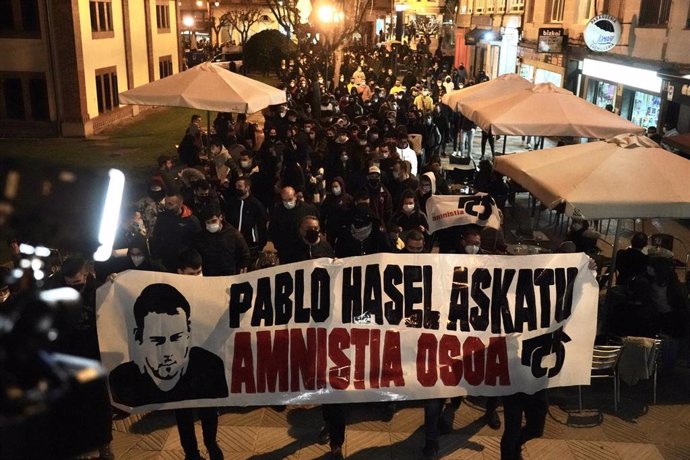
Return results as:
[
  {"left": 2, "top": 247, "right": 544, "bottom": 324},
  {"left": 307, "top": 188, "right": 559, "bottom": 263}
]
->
[
  {"left": 206, "top": 222, "right": 221, "bottom": 233},
  {"left": 279, "top": 112, "right": 286, "bottom": 118},
  {"left": 368, "top": 178, "right": 380, "bottom": 187},
  {"left": 332, "top": 186, "right": 342, "bottom": 196},
  {"left": 647, "top": 266, "right": 655, "bottom": 277},
  {"left": 304, "top": 229, "right": 320, "bottom": 244},
  {"left": 283, "top": 200, "right": 297, "bottom": 210},
  {"left": 370, "top": 134, "right": 379, "bottom": 141},
  {"left": 403, "top": 204, "right": 415, "bottom": 214},
  {"left": 149, "top": 189, "right": 165, "bottom": 202},
  {"left": 465, "top": 244, "right": 480, "bottom": 255},
  {"left": 167, "top": 205, "right": 181, "bottom": 216},
  {"left": 421, "top": 185, "right": 431, "bottom": 194},
  {"left": 130, "top": 255, "right": 145, "bottom": 267},
  {"left": 240, "top": 160, "right": 251, "bottom": 168}
]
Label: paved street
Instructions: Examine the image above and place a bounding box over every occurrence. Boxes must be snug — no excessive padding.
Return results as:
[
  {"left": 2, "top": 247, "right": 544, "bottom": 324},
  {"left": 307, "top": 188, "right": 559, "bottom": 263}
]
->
[
  {"left": 106, "top": 365, "right": 690, "bottom": 459},
  {"left": 98, "top": 134, "right": 690, "bottom": 460}
]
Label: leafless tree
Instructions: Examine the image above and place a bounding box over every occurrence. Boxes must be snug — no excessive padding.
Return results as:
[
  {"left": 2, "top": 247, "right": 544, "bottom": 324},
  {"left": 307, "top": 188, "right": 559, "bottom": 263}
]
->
[
  {"left": 210, "top": 14, "right": 231, "bottom": 47},
  {"left": 225, "top": 8, "right": 264, "bottom": 46},
  {"left": 410, "top": 15, "right": 439, "bottom": 42}
]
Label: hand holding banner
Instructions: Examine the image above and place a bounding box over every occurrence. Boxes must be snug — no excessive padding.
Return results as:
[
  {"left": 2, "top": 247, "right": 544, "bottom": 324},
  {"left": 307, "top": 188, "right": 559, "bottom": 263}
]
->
[{"left": 425, "top": 194, "right": 501, "bottom": 234}]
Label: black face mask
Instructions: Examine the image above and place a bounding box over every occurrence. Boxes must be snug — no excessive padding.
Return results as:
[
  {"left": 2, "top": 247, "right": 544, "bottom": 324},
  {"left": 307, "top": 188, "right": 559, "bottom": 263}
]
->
[
  {"left": 305, "top": 229, "right": 320, "bottom": 244},
  {"left": 368, "top": 178, "right": 380, "bottom": 188},
  {"left": 148, "top": 190, "right": 165, "bottom": 202}
]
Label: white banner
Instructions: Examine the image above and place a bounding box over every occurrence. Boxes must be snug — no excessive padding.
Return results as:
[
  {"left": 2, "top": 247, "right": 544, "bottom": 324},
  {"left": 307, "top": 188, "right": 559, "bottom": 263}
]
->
[
  {"left": 97, "top": 253, "right": 597, "bottom": 413},
  {"left": 425, "top": 194, "right": 501, "bottom": 234}
]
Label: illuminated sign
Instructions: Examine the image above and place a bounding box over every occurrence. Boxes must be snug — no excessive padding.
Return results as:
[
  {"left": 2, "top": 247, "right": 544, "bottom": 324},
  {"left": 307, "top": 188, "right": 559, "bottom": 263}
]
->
[{"left": 584, "top": 15, "right": 621, "bottom": 52}]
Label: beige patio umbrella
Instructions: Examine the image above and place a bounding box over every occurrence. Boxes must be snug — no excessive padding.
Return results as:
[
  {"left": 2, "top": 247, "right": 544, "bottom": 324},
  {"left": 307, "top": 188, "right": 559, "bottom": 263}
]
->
[
  {"left": 441, "top": 73, "right": 533, "bottom": 112},
  {"left": 463, "top": 83, "right": 644, "bottom": 138},
  {"left": 493, "top": 134, "right": 690, "bottom": 220},
  {"left": 119, "top": 62, "right": 286, "bottom": 114}
]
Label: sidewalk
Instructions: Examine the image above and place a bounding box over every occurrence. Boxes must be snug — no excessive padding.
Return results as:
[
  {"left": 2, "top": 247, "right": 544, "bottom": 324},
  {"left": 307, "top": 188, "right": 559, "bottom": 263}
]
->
[{"left": 105, "top": 365, "right": 690, "bottom": 459}]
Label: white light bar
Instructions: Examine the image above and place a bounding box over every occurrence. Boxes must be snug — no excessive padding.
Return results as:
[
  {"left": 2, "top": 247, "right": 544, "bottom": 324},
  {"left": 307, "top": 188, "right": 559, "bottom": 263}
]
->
[
  {"left": 94, "top": 169, "right": 125, "bottom": 262},
  {"left": 582, "top": 58, "right": 662, "bottom": 93}
]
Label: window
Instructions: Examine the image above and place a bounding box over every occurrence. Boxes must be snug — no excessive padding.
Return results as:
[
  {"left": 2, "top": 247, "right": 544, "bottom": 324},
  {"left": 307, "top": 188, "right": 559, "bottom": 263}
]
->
[
  {"left": 156, "top": 1, "right": 170, "bottom": 32},
  {"left": 90, "top": 0, "right": 113, "bottom": 38},
  {"left": 508, "top": 0, "right": 524, "bottom": 12},
  {"left": 475, "top": 0, "right": 485, "bottom": 14},
  {"left": 95, "top": 67, "right": 119, "bottom": 114},
  {"left": 546, "top": 0, "right": 565, "bottom": 22},
  {"left": 0, "top": 72, "right": 49, "bottom": 121},
  {"left": 639, "top": 0, "right": 671, "bottom": 26},
  {"left": 486, "top": 0, "right": 495, "bottom": 13},
  {"left": 459, "top": 0, "right": 474, "bottom": 14},
  {"left": 577, "top": 0, "right": 595, "bottom": 22},
  {"left": 0, "top": 0, "right": 41, "bottom": 37},
  {"left": 159, "top": 55, "right": 173, "bottom": 79}
]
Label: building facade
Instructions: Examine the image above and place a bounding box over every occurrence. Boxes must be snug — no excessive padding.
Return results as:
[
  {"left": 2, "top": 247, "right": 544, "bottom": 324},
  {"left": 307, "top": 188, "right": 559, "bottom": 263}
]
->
[
  {"left": 0, "top": 0, "right": 180, "bottom": 138},
  {"left": 451, "top": 0, "right": 690, "bottom": 132}
]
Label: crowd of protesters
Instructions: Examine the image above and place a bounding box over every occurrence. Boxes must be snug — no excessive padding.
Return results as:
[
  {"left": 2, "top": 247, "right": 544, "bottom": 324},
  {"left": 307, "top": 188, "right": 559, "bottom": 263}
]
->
[{"left": 1, "top": 39, "right": 686, "bottom": 460}]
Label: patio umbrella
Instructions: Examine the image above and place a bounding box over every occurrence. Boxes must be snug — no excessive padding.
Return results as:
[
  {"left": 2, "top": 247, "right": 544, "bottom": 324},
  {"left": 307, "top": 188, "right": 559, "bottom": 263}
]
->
[
  {"left": 119, "top": 62, "right": 286, "bottom": 114},
  {"left": 463, "top": 83, "right": 644, "bottom": 138},
  {"left": 493, "top": 134, "right": 690, "bottom": 220},
  {"left": 441, "top": 73, "right": 533, "bottom": 112}
]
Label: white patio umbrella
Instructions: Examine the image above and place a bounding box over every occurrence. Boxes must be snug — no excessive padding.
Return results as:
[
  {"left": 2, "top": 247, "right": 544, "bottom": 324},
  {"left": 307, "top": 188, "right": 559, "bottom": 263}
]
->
[
  {"left": 119, "top": 62, "right": 286, "bottom": 114},
  {"left": 494, "top": 133, "right": 690, "bottom": 287},
  {"left": 441, "top": 73, "right": 533, "bottom": 112},
  {"left": 493, "top": 134, "right": 690, "bottom": 220},
  {"left": 463, "top": 83, "right": 644, "bottom": 138}
]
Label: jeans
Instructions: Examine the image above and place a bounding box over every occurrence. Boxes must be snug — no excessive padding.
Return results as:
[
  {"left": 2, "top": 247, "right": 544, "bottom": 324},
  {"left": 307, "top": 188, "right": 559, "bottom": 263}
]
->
[
  {"left": 322, "top": 404, "right": 347, "bottom": 448},
  {"left": 175, "top": 407, "right": 223, "bottom": 460},
  {"left": 460, "top": 129, "right": 474, "bottom": 156},
  {"left": 500, "top": 391, "right": 547, "bottom": 460}
]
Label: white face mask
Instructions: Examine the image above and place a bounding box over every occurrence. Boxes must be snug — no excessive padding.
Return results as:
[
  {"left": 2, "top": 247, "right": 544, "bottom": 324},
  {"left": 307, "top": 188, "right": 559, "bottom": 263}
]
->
[
  {"left": 240, "top": 160, "right": 251, "bottom": 168},
  {"left": 403, "top": 204, "right": 415, "bottom": 214},
  {"left": 332, "top": 186, "right": 342, "bottom": 196},
  {"left": 206, "top": 222, "right": 221, "bottom": 233},
  {"left": 130, "top": 255, "right": 145, "bottom": 267},
  {"left": 465, "top": 244, "right": 480, "bottom": 255},
  {"left": 283, "top": 200, "right": 297, "bottom": 210}
]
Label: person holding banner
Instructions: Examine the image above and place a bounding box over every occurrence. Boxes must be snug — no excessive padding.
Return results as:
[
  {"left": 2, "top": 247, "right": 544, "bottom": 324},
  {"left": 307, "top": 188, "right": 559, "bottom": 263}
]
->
[
  {"left": 193, "top": 203, "right": 251, "bottom": 276},
  {"left": 108, "top": 282, "right": 227, "bottom": 460},
  {"left": 422, "top": 226, "right": 501, "bottom": 459}
]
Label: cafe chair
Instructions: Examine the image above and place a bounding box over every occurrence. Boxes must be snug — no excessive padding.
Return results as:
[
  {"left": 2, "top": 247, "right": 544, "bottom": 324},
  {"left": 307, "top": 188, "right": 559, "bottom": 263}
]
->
[
  {"left": 579, "top": 345, "right": 622, "bottom": 412},
  {"left": 610, "top": 336, "right": 664, "bottom": 404}
]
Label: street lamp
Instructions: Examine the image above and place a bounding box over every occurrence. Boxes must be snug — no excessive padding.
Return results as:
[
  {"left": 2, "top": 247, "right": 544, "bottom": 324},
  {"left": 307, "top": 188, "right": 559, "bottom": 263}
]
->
[{"left": 316, "top": 2, "right": 344, "bottom": 88}]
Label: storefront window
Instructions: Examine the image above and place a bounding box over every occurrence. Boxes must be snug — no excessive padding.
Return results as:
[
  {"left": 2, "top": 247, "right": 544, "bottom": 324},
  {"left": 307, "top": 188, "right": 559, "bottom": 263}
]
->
[
  {"left": 535, "top": 68, "right": 562, "bottom": 86},
  {"left": 630, "top": 91, "right": 660, "bottom": 128},
  {"left": 519, "top": 64, "right": 534, "bottom": 82},
  {"left": 594, "top": 81, "right": 616, "bottom": 109}
]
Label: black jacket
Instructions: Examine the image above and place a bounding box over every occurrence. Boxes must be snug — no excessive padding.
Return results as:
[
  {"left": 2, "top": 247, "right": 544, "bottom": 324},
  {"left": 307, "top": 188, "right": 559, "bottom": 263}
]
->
[
  {"left": 193, "top": 224, "right": 251, "bottom": 276},
  {"left": 150, "top": 207, "right": 201, "bottom": 271},
  {"left": 223, "top": 195, "right": 268, "bottom": 248},
  {"left": 268, "top": 201, "right": 319, "bottom": 264}
]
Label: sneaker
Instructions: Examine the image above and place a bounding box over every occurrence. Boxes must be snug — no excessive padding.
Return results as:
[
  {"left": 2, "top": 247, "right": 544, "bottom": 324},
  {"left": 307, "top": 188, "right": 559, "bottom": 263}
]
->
[
  {"left": 422, "top": 440, "right": 439, "bottom": 460},
  {"left": 485, "top": 410, "right": 501, "bottom": 430}
]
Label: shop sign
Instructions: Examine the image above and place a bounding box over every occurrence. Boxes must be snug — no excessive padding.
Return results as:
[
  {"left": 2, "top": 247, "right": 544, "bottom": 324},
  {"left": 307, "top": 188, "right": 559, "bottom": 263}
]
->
[
  {"left": 538, "top": 28, "right": 565, "bottom": 54},
  {"left": 584, "top": 15, "right": 621, "bottom": 52}
]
